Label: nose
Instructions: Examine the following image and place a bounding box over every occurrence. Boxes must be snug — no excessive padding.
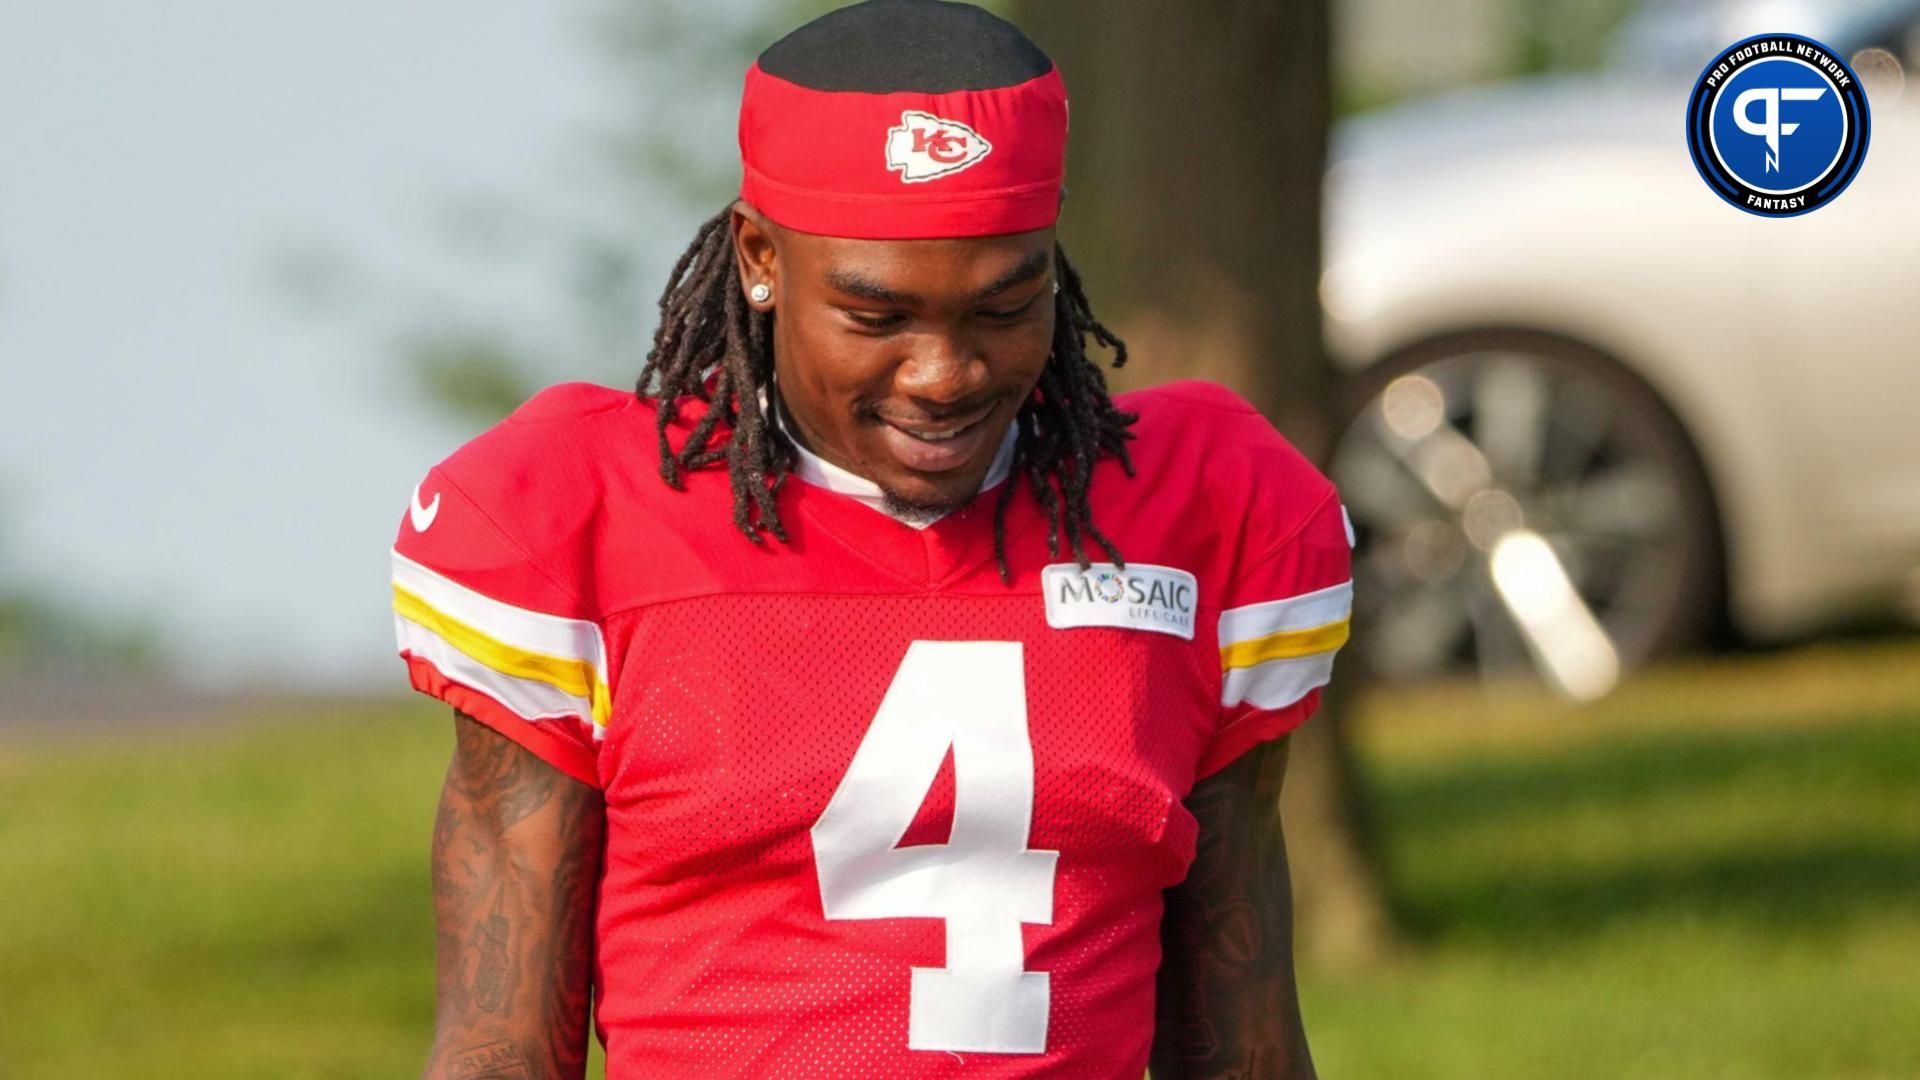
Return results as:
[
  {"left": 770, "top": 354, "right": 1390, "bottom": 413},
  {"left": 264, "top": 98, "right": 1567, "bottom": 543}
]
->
[{"left": 894, "top": 331, "right": 989, "bottom": 410}]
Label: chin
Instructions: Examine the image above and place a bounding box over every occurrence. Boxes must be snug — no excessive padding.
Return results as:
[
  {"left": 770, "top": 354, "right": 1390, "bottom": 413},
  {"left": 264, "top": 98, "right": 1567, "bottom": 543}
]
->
[
  {"left": 878, "top": 483, "right": 974, "bottom": 519},
  {"left": 877, "top": 469, "right": 991, "bottom": 518}
]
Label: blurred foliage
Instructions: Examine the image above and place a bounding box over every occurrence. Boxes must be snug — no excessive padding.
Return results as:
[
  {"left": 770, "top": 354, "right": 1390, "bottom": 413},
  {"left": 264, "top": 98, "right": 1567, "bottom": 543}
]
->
[
  {"left": 582, "top": 0, "right": 1007, "bottom": 202},
  {"left": 1337, "top": 0, "right": 1644, "bottom": 117},
  {"left": 357, "top": 0, "right": 1012, "bottom": 428},
  {"left": 0, "top": 590, "right": 164, "bottom": 679},
  {"left": 0, "top": 485, "right": 163, "bottom": 680},
  {"left": 585, "top": 0, "right": 836, "bottom": 207},
  {"left": 3, "top": 638, "right": 1916, "bottom": 1076},
  {"left": 326, "top": 0, "right": 1645, "bottom": 420},
  {"left": 364, "top": 0, "right": 1654, "bottom": 425},
  {"left": 399, "top": 331, "right": 549, "bottom": 429},
  {"left": 1505, "top": 0, "right": 1640, "bottom": 76},
  {"left": 5, "top": 270, "right": 155, "bottom": 673},
  {"left": 362, "top": 0, "right": 829, "bottom": 428}
]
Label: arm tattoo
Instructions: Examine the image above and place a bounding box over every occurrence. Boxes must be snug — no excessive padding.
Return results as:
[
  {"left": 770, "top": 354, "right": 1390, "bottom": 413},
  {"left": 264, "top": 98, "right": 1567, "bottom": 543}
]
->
[
  {"left": 1151, "top": 738, "right": 1317, "bottom": 1080},
  {"left": 446, "top": 1039, "right": 534, "bottom": 1079},
  {"left": 469, "top": 884, "right": 518, "bottom": 1015},
  {"left": 424, "top": 711, "right": 605, "bottom": 1080},
  {"left": 445, "top": 717, "right": 562, "bottom": 829}
]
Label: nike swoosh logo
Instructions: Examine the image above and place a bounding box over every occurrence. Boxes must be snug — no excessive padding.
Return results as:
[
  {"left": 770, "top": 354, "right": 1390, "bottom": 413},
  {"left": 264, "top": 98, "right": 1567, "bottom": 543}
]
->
[{"left": 411, "top": 485, "right": 442, "bottom": 532}]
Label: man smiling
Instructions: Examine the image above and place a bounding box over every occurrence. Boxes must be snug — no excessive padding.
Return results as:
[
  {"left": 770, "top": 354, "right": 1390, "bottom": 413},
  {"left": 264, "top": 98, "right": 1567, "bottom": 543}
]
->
[
  {"left": 392, "top": 2, "right": 1351, "bottom": 1077},
  {"left": 751, "top": 220, "right": 1057, "bottom": 523}
]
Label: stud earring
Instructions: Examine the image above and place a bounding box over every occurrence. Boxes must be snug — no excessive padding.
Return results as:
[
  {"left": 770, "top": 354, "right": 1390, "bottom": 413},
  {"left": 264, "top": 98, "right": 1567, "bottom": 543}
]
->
[{"left": 749, "top": 283, "right": 772, "bottom": 304}]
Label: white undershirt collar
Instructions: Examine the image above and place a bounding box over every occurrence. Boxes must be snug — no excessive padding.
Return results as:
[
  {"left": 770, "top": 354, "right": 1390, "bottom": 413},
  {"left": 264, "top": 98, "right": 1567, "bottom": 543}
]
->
[{"left": 763, "top": 386, "right": 1018, "bottom": 530}]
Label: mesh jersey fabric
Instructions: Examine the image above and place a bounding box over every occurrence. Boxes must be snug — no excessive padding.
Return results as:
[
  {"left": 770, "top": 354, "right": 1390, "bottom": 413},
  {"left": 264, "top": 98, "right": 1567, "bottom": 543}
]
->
[{"left": 391, "top": 379, "right": 1353, "bottom": 1078}]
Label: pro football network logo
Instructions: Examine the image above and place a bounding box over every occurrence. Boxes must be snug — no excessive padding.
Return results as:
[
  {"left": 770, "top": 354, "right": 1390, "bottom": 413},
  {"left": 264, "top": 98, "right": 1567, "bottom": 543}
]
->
[
  {"left": 885, "top": 110, "right": 992, "bottom": 183},
  {"left": 1686, "top": 33, "right": 1870, "bottom": 217}
]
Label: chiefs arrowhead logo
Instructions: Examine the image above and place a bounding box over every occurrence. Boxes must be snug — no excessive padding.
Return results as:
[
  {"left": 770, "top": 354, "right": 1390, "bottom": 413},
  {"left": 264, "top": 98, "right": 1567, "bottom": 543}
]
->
[{"left": 885, "top": 110, "right": 992, "bottom": 183}]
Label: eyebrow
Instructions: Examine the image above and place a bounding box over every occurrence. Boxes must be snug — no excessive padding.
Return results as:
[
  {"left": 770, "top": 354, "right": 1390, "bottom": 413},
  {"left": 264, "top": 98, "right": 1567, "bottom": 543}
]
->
[
  {"left": 825, "top": 268, "right": 917, "bottom": 306},
  {"left": 824, "top": 248, "right": 1053, "bottom": 308},
  {"left": 971, "top": 248, "right": 1052, "bottom": 303}
]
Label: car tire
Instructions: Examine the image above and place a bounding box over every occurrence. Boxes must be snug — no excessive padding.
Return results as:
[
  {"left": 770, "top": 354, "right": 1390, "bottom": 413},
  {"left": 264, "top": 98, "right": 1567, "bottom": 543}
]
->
[{"left": 1330, "top": 328, "right": 1724, "bottom": 693}]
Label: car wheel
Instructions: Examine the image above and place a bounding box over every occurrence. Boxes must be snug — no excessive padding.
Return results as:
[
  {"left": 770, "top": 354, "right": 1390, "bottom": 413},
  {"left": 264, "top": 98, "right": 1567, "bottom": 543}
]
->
[{"left": 1330, "top": 330, "right": 1722, "bottom": 697}]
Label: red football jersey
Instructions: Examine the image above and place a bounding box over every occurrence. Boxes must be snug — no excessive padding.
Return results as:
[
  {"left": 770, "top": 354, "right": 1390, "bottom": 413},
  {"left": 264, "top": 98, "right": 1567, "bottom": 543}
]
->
[{"left": 392, "top": 380, "right": 1352, "bottom": 1078}]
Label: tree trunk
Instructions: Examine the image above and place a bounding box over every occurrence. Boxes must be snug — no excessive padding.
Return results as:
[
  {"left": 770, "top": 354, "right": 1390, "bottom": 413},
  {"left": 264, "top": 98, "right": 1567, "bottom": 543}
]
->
[{"left": 1021, "top": 0, "right": 1397, "bottom": 965}]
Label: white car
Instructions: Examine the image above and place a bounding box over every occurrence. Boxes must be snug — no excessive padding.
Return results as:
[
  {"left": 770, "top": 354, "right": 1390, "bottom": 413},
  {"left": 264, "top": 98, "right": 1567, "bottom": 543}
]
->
[{"left": 1324, "top": 0, "right": 1920, "bottom": 695}]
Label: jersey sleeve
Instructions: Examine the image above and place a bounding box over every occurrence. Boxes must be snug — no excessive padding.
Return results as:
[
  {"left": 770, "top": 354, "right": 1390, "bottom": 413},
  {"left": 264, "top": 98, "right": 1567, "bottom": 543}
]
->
[
  {"left": 1190, "top": 393, "right": 1355, "bottom": 781},
  {"left": 390, "top": 413, "right": 611, "bottom": 789}
]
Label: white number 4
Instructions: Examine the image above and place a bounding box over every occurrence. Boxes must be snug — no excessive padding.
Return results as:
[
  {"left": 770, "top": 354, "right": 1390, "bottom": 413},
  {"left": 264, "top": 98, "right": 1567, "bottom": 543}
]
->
[{"left": 810, "top": 640, "right": 1058, "bottom": 1054}]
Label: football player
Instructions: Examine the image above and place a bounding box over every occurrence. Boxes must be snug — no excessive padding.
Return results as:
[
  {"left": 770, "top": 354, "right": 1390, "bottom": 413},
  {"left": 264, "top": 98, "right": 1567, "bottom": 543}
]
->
[{"left": 394, "top": 2, "right": 1351, "bottom": 1077}]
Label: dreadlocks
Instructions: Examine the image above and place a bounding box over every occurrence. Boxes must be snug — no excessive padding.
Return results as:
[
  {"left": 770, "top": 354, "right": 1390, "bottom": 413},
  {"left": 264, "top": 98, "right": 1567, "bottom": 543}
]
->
[{"left": 634, "top": 206, "right": 1136, "bottom": 582}]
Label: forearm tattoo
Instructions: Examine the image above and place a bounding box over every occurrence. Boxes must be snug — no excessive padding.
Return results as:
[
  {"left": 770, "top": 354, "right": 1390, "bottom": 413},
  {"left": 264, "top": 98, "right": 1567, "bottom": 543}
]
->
[
  {"left": 425, "top": 711, "right": 604, "bottom": 1080},
  {"left": 1150, "top": 740, "right": 1317, "bottom": 1080}
]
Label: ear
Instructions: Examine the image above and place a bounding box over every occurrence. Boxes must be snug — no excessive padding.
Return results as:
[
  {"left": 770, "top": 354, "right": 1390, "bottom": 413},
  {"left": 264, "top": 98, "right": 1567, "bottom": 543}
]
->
[{"left": 731, "top": 201, "right": 778, "bottom": 310}]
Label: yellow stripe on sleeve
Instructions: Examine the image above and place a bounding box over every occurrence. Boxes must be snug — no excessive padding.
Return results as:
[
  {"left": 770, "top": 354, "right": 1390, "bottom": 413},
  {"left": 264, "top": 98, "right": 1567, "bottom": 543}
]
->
[
  {"left": 1219, "top": 618, "right": 1351, "bottom": 670},
  {"left": 393, "top": 584, "right": 611, "bottom": 726}
]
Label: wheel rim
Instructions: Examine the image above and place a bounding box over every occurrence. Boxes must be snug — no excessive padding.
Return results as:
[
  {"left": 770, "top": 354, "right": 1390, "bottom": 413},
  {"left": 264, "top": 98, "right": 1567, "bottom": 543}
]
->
[{"left": 1331, "top": 345, "right": 1702, "bottom": 698}]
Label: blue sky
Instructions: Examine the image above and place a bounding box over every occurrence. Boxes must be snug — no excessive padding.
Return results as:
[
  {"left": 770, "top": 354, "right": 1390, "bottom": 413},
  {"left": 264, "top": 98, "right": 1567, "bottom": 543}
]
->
[{"left": 0, "top": 1, "right": 716, "bottom": 687}]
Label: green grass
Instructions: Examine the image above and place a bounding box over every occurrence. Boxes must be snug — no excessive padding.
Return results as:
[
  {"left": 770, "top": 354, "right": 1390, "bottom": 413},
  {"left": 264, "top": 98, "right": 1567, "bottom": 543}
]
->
[
  {"left": 2, "top": 639, "right": 1916, "bottom": 1077},
  {"left": 0, "top": 705, "right": 447, "bottom": 1078},
  {"left": 1308, "top": 639, "right": 1920, "bottom": 1079}
]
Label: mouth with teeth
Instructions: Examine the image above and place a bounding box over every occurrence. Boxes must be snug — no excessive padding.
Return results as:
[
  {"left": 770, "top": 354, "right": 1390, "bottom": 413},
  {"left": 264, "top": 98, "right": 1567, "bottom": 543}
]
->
[
  {"left": 900, "top": 423, "right": 972, "bottom": 443},
  {"left": 874, "top": 403, "right": 1000, "bottom": 474}
]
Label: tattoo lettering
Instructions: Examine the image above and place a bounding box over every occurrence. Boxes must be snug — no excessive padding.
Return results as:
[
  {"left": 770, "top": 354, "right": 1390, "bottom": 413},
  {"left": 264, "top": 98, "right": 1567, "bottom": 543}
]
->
[{"left": 447, "top": 1039, "right": 534, "bottom": 1079}]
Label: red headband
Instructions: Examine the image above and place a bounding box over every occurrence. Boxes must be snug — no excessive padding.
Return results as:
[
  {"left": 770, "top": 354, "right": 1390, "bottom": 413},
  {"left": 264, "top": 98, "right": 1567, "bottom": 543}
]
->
[{"left": 737, "top": 62, "right": 1067, "bottom": 240}]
